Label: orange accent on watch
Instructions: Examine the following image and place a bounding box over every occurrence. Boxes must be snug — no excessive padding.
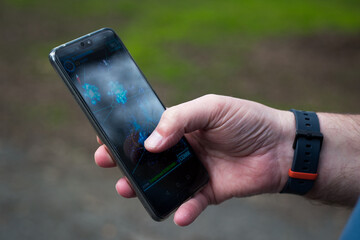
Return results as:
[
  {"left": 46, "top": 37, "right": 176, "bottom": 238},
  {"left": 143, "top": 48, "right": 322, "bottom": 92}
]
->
[{"left": 288, "top": 169, "right": 318, "bottom": 180}]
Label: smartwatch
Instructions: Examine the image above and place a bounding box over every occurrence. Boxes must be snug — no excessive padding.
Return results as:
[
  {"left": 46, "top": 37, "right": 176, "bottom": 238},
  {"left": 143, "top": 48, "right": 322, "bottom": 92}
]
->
[{"left": 280, "top": 109, "right": 323, "bottom": 195}]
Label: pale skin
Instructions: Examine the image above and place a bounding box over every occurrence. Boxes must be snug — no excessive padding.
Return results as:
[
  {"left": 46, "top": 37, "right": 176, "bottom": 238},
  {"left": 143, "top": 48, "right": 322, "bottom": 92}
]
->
[{"left": 94, "top": 94, "right": 360, "bottom": 226}]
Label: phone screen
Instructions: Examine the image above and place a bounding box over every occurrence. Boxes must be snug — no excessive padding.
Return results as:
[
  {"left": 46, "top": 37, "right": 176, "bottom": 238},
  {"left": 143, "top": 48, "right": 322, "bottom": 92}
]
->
[{"left": 52, "top": 29, "right": 208, "bottom": 218}]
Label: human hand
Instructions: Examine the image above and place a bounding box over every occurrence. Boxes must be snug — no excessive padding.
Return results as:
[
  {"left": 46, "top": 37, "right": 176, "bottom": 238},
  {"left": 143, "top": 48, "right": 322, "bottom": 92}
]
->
[{"left": 94, "top": 95, "right": 294, "bottom": 226}]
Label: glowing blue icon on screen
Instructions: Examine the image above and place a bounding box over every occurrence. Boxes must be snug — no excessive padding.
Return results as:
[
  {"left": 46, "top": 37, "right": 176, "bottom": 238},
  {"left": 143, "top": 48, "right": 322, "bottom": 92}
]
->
[
  {"left": 107, "top": 81, "right": 127, "bottom": 104},
  {"left": 177, "top": 148, "right": 191, "bottom": 163},
  {"left": 82, "top": 83, "right": 101, "bottom": 105},
  {"left": 131, "top": 120, "right": 148, "bottom": 145},
  {"left": 138, "top": 131, "right": 147, "bottom": 145}
]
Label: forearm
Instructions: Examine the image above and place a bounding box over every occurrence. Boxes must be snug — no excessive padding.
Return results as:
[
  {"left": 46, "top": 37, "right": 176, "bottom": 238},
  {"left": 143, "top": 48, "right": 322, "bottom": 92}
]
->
[{"left": 306, "top": 113, "right": 360, "bottom": 206}]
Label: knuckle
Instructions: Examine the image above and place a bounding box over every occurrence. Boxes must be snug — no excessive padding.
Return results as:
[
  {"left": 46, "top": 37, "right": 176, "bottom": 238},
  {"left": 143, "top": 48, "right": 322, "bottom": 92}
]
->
[
  {"left": 202, "top": 94, "right": 218, "bottom": 101},
  {"left": 202, "top": 94, "right": 226, "bottom": 110}
]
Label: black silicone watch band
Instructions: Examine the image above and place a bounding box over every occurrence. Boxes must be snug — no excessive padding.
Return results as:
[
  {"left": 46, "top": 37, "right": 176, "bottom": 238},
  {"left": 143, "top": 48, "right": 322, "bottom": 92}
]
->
[{"left": 280, "top": 109, "right": 323, "bottom": 195}]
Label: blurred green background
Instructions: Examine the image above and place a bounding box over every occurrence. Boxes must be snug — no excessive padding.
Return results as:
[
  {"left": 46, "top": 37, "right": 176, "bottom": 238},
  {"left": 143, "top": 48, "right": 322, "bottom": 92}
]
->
[{"left": 1, "top": 1, "right": 359, "bottom": 239}]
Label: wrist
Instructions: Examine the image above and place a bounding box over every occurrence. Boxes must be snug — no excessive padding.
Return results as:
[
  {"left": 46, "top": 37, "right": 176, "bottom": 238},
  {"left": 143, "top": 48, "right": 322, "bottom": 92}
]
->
[
  {"left": 275, "top": 110, "right": 296, "bottom": 193},
  {"left": 276, "top": 111, "right": 360, "bottom": 206}
]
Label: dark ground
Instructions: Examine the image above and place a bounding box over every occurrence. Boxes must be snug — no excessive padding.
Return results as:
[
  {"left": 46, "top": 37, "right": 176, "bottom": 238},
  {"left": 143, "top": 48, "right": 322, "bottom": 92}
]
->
[{"left": 1, "top": 3, "right": 359, "bottom": 240}]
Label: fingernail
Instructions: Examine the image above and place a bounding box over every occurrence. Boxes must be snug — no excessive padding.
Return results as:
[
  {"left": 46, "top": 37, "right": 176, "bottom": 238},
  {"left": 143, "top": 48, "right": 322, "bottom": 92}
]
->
[
  {"left": 145, "top": 130, "right": 163, "bottom": 149},
  {"left": 174, "top": 219, "right": 180, "bottom": 226}
]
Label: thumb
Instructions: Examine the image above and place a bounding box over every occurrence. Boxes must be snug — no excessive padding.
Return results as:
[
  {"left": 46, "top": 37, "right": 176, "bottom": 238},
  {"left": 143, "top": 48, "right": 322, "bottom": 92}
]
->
[{"left": 144, "top": 94, "right": 226, "bottom": 153}]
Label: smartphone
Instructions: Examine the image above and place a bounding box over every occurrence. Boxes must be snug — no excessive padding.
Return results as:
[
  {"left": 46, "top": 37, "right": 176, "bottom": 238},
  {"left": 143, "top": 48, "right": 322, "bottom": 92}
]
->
[{"left": 49, "top": 28, "right": 209, "bottom": 221}]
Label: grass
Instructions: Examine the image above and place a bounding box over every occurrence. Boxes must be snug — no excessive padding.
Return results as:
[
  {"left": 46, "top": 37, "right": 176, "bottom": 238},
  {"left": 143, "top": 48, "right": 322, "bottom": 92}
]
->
[
  {"left": 4, "top": 0, "right": 360, "bottom": 107},
  {"left": 7, "top": 0, "right": 360, "bottom": 71}
]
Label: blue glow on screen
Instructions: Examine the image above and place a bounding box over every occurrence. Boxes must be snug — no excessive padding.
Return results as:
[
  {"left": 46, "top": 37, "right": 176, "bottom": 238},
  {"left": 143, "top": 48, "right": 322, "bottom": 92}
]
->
[
  {"left": 107, "top": 81, "right": 127, "bottom": 104},
  {"left": 62, "top": 37, "right": 193, "bottom": 192},
  {"left": 82, "top": 83, "right": 101, "bottom": 105}
]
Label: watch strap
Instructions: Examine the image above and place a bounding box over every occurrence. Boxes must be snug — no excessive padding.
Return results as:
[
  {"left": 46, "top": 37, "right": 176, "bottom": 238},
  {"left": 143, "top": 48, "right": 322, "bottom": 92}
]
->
[{"left": 280, "top": 109, "right": 323, "bottom": 195}]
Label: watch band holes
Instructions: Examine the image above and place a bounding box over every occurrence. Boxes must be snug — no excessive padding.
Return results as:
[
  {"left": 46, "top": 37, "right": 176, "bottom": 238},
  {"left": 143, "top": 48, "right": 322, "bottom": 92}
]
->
[
  {"left": 304, "top": 113, "right": 309, "bottom": 116},
  {"left": 299, "top": 181, "right": 305, "bottom": 185},
  {"left": 305, "top": 117, "right": 310, "bottom": 121},
  {"left": 304, "top": 159, "right": 310, "bottom": 163},
  {"left": 302, "top": 166, "right": 309, "bottom": 170},
  {"left": 306, "top": 123, "right": 311, "bottom": 127},
  {"left": 306, "top": 144, "right": 312, "bottom": 148},
  {"left": 305, "top": 152, "right": 311, "bottom": 156}
]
